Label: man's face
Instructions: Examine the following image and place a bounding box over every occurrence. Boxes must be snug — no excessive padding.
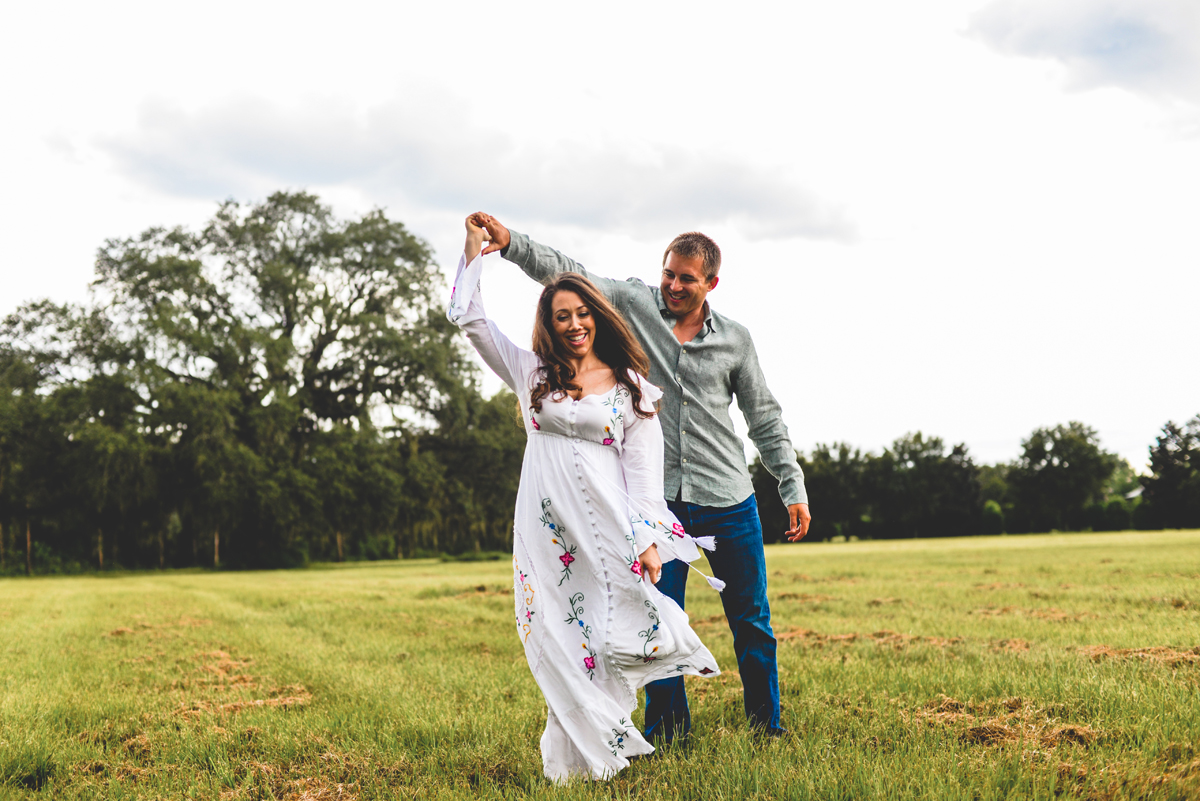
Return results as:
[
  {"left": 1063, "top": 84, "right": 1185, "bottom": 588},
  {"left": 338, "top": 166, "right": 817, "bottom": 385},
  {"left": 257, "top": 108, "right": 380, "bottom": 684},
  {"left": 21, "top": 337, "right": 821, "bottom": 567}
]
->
[{"left": 660, "top": 252, "right": 717, "bottom": 318}]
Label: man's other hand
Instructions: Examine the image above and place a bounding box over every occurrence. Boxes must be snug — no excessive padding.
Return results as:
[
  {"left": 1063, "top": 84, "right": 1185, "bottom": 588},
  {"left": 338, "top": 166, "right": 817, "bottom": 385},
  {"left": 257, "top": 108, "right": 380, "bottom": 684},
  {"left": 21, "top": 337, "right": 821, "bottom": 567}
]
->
[
  {"left": 785, "top": 503, "right": 811, "bottom": 542},
  {"left": 467, "top": 212, "right": 511, "bottom": 255}
]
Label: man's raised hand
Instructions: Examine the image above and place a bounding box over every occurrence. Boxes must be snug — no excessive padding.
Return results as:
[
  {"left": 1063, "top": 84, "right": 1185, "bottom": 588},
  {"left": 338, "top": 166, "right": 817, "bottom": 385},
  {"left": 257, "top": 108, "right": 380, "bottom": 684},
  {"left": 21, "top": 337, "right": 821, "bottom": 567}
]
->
[
  {"left": 467, "top": 212, "right": 511, "bottom": 255},
  {"left": 786, "top": 503, "right": 811, "bottom": 542}
]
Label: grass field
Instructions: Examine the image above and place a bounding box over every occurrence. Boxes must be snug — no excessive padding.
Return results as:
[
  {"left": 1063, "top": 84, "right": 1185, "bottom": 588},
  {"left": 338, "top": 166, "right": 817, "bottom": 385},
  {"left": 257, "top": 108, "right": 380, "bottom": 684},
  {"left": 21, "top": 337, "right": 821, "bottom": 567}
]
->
[{"left": 2, "top": 530, "right": 1199, "bottom": 800}]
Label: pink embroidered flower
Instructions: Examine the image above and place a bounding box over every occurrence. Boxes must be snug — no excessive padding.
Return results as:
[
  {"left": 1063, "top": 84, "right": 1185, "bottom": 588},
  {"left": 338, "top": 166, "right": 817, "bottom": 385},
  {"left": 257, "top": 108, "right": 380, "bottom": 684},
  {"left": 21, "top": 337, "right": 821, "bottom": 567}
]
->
[
  {"left": 524, "top": 609, "right": 534, "bottom": 621},
  {"left": 583, "top": 656, "right": 596, "bottom": 670},
  {"left": 559, "top": 553, "right": 575, "bottom": 568},
  {"left": 530, "top": 416, "right": 540, "bottom": 430},
  {"left": 602, "top": 438, "right": 614, "bottom": 446},
  {"left": 672, "top": 522, "right": 686, "bottom": 538},
  {"left": 699, "top": 667, "right": 714, "bottom": 675},
  {"left": 630, "top": 561, "right": 642, "bottom": 577}
]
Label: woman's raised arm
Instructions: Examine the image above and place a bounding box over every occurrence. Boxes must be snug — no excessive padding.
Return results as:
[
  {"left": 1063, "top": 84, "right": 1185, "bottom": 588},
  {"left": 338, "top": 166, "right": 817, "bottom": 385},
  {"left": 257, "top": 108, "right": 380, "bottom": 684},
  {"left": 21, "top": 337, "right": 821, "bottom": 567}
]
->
[{"left": 447, "top": 218, "right": 539, "bottom": 394}]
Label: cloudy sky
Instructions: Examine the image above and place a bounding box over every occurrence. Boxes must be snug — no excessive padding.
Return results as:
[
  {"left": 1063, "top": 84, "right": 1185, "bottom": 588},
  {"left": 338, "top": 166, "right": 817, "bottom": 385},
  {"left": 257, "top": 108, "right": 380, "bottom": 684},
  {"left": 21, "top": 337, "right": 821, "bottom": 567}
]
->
[{"left": 3, "top": 0, "right": 1197, "bottom": 471}]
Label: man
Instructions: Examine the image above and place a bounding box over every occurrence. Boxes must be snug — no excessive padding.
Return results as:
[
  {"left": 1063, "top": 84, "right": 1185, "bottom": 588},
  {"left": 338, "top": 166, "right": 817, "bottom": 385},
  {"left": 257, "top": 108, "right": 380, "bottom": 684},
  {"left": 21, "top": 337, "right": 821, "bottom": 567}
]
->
[{"left": 470, "top": 213, "right": 810, "bottom": 741}]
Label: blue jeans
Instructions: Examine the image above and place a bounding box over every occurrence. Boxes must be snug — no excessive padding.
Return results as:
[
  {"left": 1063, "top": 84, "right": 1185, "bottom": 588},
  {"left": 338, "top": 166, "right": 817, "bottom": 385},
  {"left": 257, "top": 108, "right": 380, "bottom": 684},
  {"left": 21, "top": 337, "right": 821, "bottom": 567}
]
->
[{"left": 643, "top": 494, "right": 780, "bottom": 740}]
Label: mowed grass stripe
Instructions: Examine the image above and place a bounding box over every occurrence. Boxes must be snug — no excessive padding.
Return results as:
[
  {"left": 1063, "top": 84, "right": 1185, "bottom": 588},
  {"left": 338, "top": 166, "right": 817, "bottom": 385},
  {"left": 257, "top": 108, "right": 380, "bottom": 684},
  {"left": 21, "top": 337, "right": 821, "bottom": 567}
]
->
[{"left": 1, "top": 530, "right": 1198, "bottom": 800}]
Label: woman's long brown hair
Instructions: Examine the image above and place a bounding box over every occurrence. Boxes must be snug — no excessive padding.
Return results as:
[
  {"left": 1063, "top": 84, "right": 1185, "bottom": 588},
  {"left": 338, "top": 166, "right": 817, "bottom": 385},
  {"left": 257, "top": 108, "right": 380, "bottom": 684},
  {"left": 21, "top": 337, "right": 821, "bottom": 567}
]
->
[{"left": 529, "top": 273, "right": 656, "bottom": 420}]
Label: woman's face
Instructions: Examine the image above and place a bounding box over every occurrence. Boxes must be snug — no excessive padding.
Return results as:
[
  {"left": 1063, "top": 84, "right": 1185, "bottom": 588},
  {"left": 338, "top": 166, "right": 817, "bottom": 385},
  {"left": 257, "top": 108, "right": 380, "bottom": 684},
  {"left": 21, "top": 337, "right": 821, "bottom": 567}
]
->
[{"left": 550, "top": 289, "right": 596, "bottom": 359}]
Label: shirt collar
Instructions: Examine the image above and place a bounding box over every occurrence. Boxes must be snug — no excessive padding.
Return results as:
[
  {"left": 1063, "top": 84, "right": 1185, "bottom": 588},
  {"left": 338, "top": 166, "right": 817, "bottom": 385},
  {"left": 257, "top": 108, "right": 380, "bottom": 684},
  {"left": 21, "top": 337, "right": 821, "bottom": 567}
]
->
[{"left": 656, "top": 291, "right": 716, "bottom": 334}]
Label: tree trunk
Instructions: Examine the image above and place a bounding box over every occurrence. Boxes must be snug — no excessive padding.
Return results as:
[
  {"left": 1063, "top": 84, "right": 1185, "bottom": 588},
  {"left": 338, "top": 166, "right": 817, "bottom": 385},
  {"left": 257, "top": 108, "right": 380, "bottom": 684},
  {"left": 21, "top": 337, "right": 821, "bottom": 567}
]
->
[
  {"left": 0, "top": 520, "right": 5, "bottom": 569},
  {"left": 97, "top": 528, "right": 104, "bottom": 570},
  {"left": 26, "top": 519, "right": 32, "bottom": 576},
  {"left": 213, "top": 528, "right": 219, "bottom": 568},
  {"left": 158, "top": 528, "right": 165, "bottom": 569},
  {"left": 336, "top": 531, "right": 344, "bottom": 563}
]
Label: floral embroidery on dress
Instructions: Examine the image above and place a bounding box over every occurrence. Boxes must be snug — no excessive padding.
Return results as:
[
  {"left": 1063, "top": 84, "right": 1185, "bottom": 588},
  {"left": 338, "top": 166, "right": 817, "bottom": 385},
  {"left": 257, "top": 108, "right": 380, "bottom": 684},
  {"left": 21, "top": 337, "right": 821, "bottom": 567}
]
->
[
  {"left": 529, "top": 412, "right": 540, "bottom": 431},
  {"left": 539, "top": 498, "right": 577, "bottom": 585},
  {"left": 623, "top": 529, "right": 643, "bottom": 582},
  {"left": 447, "top": 281, "right": 477, "bottom": 324},
  {"left": 608, "top": 717, "right": 631, "bottom": 755},
  {"left": 566, "top": 592, "right": 598, "bottom": 681},
  {"left": 600, "top": 387, "right": 628, "bottom": 446},
  {"left": 631, "top": 515, "right": 688, "bottom": 541},
  {"left": 639, "top": 600, "right": 661, "bottom": 663},
  {"left": 513, "top": 557, "right": 535, "bottom": 643}
]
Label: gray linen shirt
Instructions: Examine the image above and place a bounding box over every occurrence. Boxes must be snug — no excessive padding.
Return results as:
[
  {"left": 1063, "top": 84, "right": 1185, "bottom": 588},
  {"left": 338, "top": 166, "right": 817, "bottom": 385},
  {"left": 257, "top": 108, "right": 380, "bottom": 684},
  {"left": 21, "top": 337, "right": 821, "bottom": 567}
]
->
[{"left": 503, "top": 231, "right": 807, "bottom": 509}]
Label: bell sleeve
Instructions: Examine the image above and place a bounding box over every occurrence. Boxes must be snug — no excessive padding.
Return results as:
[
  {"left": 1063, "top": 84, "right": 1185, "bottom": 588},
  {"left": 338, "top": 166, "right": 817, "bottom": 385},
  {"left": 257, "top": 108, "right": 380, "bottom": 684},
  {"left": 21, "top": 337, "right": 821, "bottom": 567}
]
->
[
  {"left": 620, "top": 374, "right": 713, "bottom": 565},
  {"left": 446, "top": 251, "right": 540, "bottom": 395}
]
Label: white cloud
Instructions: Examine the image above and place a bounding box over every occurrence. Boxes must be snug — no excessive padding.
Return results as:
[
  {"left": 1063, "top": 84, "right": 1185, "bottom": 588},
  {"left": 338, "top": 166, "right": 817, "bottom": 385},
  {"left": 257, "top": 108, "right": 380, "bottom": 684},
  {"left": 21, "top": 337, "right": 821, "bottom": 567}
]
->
[
  {"left": 968, "top": 0, "right": 1200, "bottom": 102},
  {"left": 99, "top": 95, "right": 855, "bottom": 243}
]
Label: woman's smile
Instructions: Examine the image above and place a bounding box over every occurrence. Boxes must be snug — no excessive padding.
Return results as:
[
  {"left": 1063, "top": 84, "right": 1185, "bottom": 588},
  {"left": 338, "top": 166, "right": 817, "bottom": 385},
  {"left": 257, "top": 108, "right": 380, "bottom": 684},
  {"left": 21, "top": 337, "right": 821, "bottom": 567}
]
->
[{"left": 551, "top": 290, "right": 596, "bottom": 356}]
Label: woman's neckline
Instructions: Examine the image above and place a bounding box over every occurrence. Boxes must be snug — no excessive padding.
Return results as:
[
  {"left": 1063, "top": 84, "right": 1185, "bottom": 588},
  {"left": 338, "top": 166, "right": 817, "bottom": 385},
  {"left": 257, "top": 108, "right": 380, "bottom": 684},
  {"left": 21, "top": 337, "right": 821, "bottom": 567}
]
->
[{"left": 564, "top": 383, "right": 619, "bottom": 402}]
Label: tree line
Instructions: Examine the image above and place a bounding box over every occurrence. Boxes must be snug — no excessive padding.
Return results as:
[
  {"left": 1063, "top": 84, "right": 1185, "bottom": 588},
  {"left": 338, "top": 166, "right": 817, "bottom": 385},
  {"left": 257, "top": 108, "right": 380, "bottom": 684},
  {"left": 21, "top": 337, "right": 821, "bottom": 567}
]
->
[
  {"left": 751, "top": 419, "right": 1200, "bottom": 543},
  {"left": 1, "top": 192, "right": 523, "bottom": 574},
  {"left": 2, "top": 192, "right": 1198, "bottom": 574}
]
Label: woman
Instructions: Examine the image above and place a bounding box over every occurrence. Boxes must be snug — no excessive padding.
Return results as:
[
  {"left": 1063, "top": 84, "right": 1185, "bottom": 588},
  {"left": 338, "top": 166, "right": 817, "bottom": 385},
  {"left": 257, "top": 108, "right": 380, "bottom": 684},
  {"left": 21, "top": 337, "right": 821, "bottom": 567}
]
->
[{"left": 448, "top": 216, "right": 721, "bottom": 782}]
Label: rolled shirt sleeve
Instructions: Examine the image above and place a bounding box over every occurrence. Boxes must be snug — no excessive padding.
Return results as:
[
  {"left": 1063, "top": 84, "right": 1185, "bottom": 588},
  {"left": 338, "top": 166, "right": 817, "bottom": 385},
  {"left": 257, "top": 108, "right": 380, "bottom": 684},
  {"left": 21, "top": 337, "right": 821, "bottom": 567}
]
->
[{"left": 733, "top": 337, "right": 808, "bottom": 507}]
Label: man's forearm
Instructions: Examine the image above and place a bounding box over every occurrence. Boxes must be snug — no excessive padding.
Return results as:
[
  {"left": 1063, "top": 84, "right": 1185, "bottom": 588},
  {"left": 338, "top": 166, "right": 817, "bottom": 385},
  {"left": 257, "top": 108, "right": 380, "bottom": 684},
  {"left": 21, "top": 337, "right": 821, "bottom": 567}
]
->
[
  {"left": 758, "top": 439, "right": 808, "bottom": 507},
  {"left": 502, "top": 230, "right": 589, "bottom": 285},
  {"left": 748, "top": 404, "right": 807, "bottom": 506},
  {"left": 738, "top": 349, "right": 809, "bottom": 507}
]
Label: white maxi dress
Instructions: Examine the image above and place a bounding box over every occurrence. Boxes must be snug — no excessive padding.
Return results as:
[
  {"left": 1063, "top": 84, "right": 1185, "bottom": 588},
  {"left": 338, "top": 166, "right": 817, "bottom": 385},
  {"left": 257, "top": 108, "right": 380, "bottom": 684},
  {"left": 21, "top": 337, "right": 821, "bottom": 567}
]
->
[{"left": 447, "top": 253, "right": 721, "bottom": 782}]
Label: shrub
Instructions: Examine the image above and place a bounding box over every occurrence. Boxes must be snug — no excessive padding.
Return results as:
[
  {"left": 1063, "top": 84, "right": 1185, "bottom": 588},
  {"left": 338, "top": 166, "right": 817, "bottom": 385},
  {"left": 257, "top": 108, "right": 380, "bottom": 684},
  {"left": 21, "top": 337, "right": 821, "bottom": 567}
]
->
[{"left": 981, "top": 500, "right": 1005, "bottom": 535}]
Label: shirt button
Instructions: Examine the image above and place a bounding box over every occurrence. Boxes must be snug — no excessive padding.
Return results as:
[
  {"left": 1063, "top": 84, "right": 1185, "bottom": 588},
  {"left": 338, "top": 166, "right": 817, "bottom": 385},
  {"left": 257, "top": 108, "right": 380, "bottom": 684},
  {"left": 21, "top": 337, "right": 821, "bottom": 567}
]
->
[
  {"left": 682, "top": 458, "right": 688, "bottom": 463},
  {"left": 681, "top": 431, "right": 686, "bottom": 435},
  {"left": 683, "top": 401, "right": 688, "bottom": 406}
]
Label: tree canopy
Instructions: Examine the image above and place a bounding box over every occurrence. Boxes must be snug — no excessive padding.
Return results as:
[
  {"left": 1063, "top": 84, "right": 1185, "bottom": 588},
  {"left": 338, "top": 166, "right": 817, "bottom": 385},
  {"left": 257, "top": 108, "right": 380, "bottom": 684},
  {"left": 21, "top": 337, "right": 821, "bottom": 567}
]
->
[
  {"left": 0, "top": 192, "right": 523, "bottom": 571},
  {"left": 1140, "top": 416, "right": 1200, "bottom": 529}
]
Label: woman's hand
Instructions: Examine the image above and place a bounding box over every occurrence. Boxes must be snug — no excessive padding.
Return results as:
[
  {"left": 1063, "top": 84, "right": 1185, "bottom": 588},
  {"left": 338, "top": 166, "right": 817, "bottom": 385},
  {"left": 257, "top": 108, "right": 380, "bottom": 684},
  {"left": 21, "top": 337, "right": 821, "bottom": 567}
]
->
[
  {"left": 638, "top": 544, "right": 662, "bottom": 584},
  {"left": 464, "top": 214, "right": 491, "bottom": 262},
  {"left": 468, "top": 212, "right": 510, "bottom": 255}
]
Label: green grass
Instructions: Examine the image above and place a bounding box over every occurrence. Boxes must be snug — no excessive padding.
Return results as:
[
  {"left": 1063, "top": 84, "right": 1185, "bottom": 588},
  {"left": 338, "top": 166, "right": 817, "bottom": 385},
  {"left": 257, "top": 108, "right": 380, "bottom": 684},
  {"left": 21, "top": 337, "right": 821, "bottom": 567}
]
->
[{"left": 1, "top": 530, "right": 1199, "bottom": 800}]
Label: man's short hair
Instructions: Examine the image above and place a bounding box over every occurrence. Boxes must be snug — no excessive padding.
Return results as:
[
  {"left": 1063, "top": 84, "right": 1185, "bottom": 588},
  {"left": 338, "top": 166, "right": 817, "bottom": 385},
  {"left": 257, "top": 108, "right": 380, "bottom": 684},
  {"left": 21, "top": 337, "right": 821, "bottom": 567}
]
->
[{"left": 663, "top": 232, "right": 721, "bottom": 281}]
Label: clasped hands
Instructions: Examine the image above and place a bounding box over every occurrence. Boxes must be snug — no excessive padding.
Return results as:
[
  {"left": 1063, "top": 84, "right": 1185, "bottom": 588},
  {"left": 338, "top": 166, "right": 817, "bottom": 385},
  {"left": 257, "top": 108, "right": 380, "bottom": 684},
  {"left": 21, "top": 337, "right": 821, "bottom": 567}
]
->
[{"left": 466, "top": 212, "right": 511, "bottom": 255}]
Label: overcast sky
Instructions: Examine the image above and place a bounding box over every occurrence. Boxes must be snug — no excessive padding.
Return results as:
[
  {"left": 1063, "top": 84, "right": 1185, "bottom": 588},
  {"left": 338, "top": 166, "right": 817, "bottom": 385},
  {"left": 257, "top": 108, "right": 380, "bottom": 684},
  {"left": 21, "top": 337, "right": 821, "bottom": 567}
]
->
[{"left": 2, "top": 0, "right": 1197, "bottom": 471}]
